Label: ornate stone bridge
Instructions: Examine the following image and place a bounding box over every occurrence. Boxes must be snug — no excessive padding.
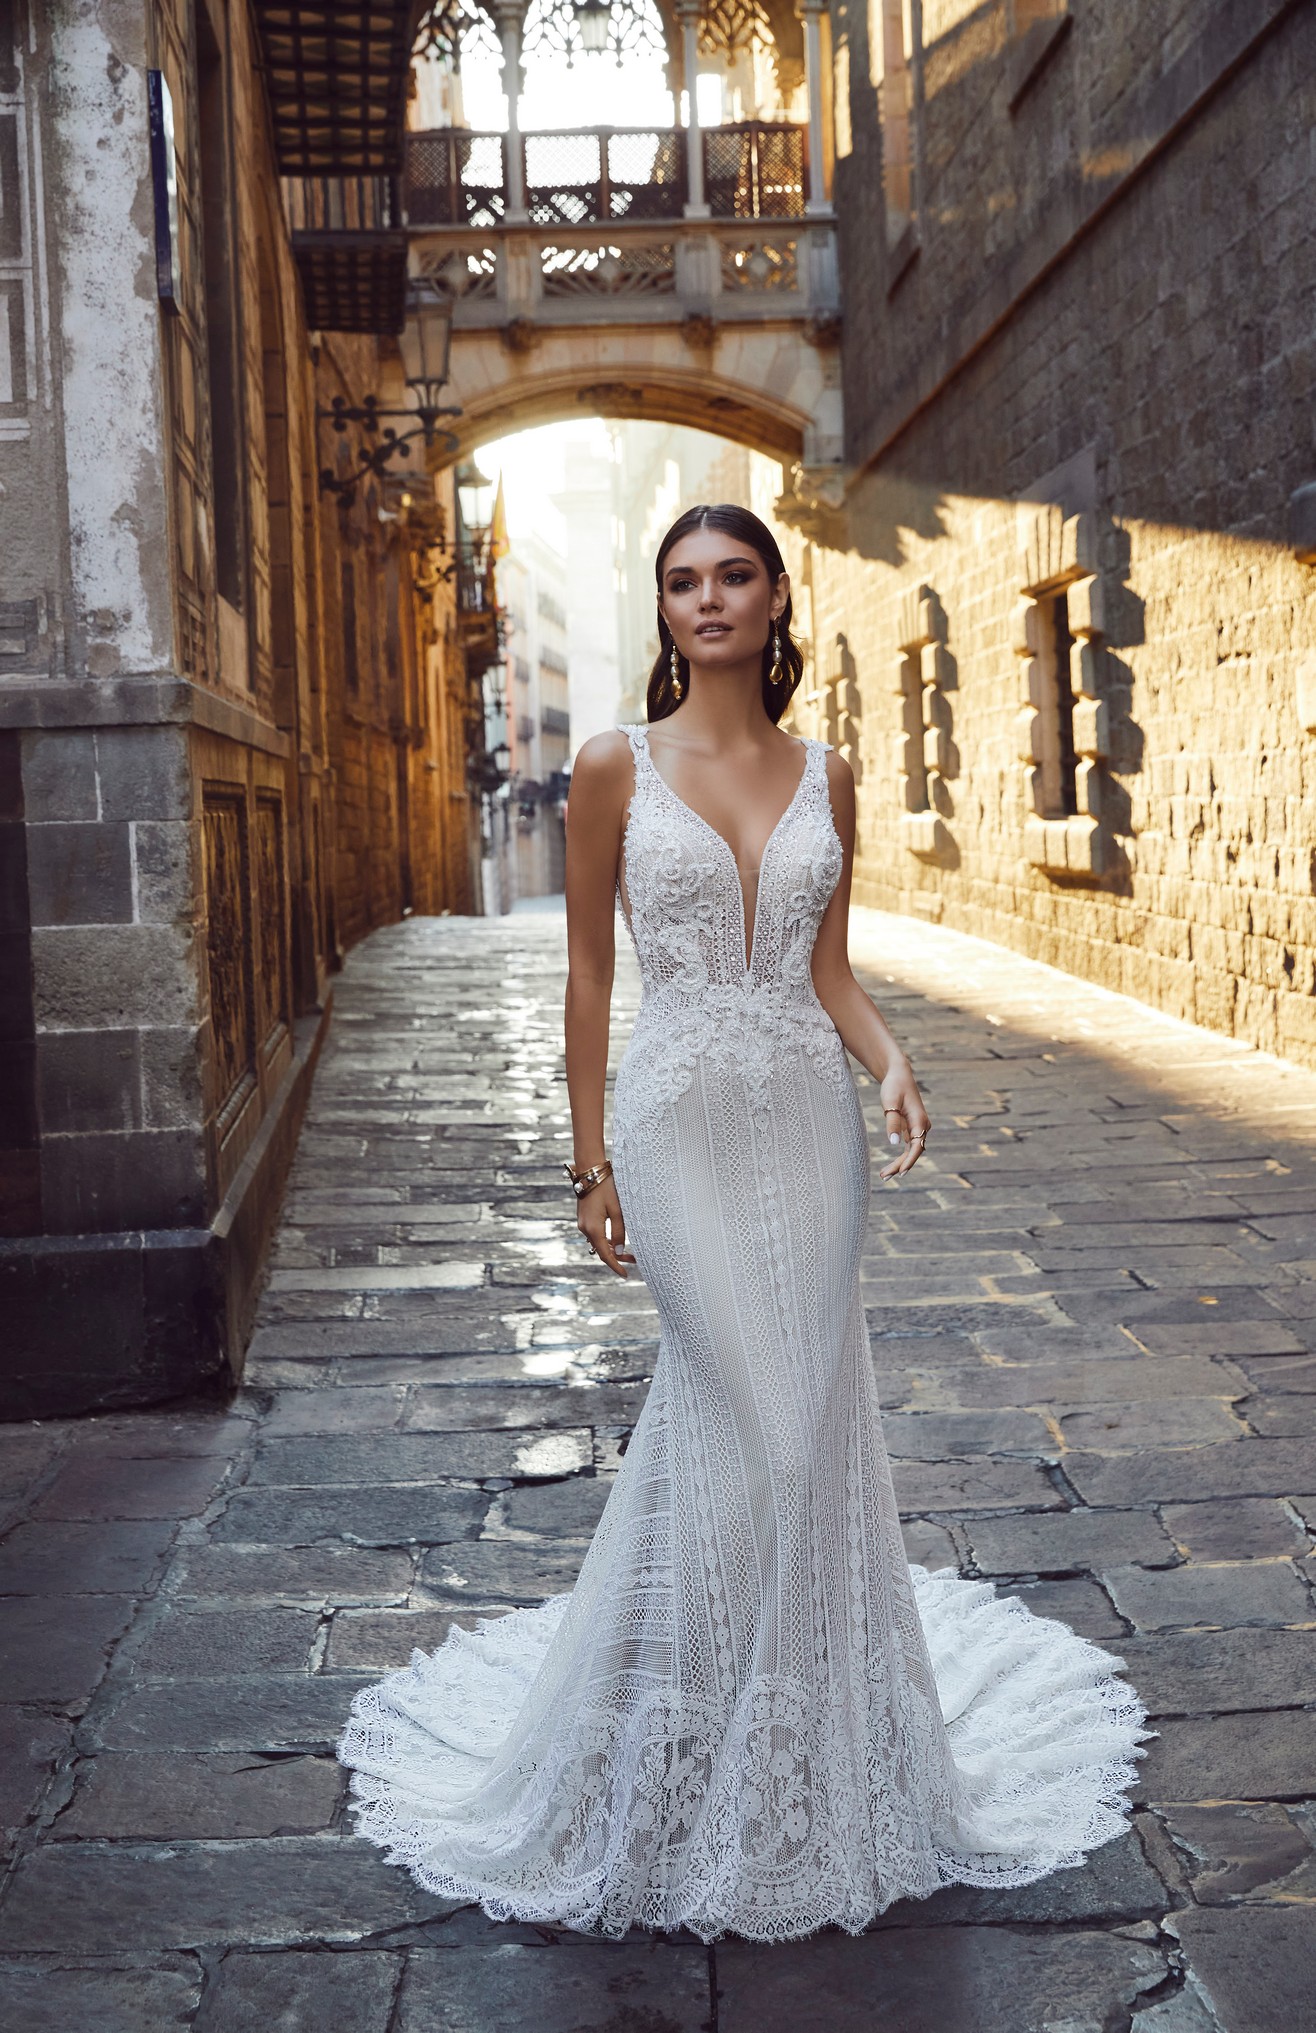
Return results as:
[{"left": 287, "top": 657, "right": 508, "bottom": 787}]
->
[
  {"left": 284, "top": 0, "right": 844, "bottom": 480},
  {"left": 403, "top": 117, "right": 844, "bottom": 470}
]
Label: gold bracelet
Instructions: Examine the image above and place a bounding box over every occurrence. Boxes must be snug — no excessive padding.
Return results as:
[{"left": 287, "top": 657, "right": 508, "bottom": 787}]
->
[{"left": 564, "top": 1159, "right": 612, "bottom": 1200}]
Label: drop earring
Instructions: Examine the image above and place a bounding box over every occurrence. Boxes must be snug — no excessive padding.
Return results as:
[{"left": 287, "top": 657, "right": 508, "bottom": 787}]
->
[
  {"left": 670, "top": 640, "right": 684, "bottom": 701},
  {"left": 769, "top": 624, "right": 783, "bottom": 685}
]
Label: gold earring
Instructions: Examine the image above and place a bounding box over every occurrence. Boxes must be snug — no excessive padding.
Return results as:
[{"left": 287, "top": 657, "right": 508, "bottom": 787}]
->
[
  {"left": 670, "top": 640, "right": 684, "bottom": 701},
  {"left": 769, "top": 624, "right": 783, "bottom": 684}
]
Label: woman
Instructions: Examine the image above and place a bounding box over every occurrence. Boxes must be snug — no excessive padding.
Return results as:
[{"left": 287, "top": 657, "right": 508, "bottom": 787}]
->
[{"left": 339, "top": 504, "right": 1148, "bottom": 1942}]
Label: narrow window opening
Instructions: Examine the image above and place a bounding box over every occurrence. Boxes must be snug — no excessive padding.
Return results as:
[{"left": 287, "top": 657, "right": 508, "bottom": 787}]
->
[
  {"left": 899, "top": 649, "right": 927, "bottom": 811},
  {"left": 1040, "top": 591, "right": 1077, "bottom": 818},
  {"left": 196, "top": 4, "right": 244, "bottom": 612},
  {"left": 341, "top": 560, "right": 359, "bottom": 698}
]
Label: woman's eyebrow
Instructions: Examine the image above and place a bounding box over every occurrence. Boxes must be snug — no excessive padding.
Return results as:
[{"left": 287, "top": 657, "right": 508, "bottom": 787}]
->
[{"left": 664, "top": 555, "right": 759, "bottom": 580}]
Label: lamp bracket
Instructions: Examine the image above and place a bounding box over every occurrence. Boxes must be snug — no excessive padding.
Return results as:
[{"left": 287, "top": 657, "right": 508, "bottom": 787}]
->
[{"left": 316, "top": 393, "right": 462, "bottom": 506}]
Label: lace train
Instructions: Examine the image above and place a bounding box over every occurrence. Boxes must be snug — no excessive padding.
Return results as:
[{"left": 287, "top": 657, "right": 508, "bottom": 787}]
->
[{"left": 339, "top": 1567, "right": 1149, "bottom": 1942}]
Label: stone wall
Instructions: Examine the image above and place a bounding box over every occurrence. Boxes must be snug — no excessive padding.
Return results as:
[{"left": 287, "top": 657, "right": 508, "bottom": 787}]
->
[
  {"left": 801, "top": 0, "right": 1316, "bottom": 1068},
  {"left": 0, "top": 0, "right": 476, "bottom": 1415}
]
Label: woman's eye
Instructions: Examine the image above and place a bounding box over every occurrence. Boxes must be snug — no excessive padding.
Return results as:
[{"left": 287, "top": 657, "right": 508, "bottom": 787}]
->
[{"left": 723, "top": 572, "right": 749, "bottom": 584}]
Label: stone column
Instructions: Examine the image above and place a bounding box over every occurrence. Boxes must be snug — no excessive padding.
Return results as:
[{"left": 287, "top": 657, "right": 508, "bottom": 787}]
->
[
  {"left": 675, "top": 0, "right": 710, "bottom": 220},
  {"left": 796, "top": 0, "right": 830, "bottom": 216},
  {"left": 494, "top": 0, "right": 529, "bottom": 224}
]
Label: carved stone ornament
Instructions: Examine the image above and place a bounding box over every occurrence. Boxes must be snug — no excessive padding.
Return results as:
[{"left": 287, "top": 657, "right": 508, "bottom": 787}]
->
[
  {"left": 774, "top": 461, "right": 847, "bottom": 543},
  {"left": 523, "top": 0, "right": 666, "bottom": 68},
  {"left": 698, "top": 0, "right": 770, "bottom": 59},
  {"left": 414, "top": 0, "right": 500, "bottom": 65},
  {"left": 501, "top": 315, "right": 541, "bottom": 352},
  {"left": 802, "top": 311, "right": 842, "bottom": 348}
]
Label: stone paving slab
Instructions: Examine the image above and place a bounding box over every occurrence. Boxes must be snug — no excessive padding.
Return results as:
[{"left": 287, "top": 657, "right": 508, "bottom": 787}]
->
[{"left": 3, "top": 908, "right": 1316, "bottom": 2028}]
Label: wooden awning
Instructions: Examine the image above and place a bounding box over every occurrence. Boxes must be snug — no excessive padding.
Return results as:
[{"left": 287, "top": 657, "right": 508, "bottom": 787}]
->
[{"left": 253, "top": 3, "right": 423, "bottom": 174}]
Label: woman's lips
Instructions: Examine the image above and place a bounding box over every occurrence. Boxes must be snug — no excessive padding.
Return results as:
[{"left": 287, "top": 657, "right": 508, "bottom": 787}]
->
[{"left": 695, "top": 624, "right": 731, "bottom": 635}]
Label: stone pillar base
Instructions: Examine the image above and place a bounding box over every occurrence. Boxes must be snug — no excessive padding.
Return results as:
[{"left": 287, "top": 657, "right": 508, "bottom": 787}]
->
[{"left": 0, "top": 1001, "right": 331, "bottom": 1420}]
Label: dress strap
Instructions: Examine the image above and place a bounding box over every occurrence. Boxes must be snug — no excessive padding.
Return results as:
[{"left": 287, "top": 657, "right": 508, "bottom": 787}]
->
[
  {"left": 621, "top": 723, "right": 653, "bottom": 772},
  {"left": 803, "top": 735, "right": 830, "bottom": 783}
]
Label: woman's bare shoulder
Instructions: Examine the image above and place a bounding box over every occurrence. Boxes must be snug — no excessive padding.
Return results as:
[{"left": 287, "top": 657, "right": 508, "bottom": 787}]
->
[
  {"left": 821, "top": 745, "right": 855, "bottom": 792},
  {"left": 571, "top": 727, "right": 636, "bottom": 791}
]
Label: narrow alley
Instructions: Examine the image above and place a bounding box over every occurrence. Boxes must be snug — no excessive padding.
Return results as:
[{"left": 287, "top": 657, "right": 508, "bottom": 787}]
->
[{"left": 1, "top": 910, "right": 1314, "bottom": 2029}]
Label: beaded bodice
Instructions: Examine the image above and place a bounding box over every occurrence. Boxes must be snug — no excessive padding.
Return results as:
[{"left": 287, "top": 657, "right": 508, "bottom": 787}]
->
[
  {"left": 618, "top": 724, "right": 843, "bottom": 1003},
  {"left": 612, "top": 725, "right": 848, "bottom": 1140}
]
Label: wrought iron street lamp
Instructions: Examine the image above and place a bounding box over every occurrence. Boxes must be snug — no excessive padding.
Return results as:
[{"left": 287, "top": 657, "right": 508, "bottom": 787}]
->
[
  {"left": 318, "top": 285, "right": 462, "bottom": 505},
  {"left": 399, "top": 287, "right": 455, "bottom": 415},
  {"left": 470, "top": 734, "right": 513, "bottom": 795},
  {"left": 456, "top": 457, "right": 495, "bottom": 533}
]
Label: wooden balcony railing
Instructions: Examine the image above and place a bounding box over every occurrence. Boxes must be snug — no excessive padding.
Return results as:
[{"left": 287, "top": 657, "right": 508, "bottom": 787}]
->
[{"left": 404, "top": 122, "right": 809, "bottom": 229}]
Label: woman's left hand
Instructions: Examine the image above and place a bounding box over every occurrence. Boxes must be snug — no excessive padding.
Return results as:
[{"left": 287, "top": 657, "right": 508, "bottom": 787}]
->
[{"left": 878, "top": 1059, "right": 931, "bottom": 1181}]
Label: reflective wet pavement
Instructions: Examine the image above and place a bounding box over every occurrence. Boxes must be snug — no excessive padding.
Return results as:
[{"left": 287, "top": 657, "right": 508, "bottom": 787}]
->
[{"left": 2, "top": 908, "right": 1315, "bottom": 2030}]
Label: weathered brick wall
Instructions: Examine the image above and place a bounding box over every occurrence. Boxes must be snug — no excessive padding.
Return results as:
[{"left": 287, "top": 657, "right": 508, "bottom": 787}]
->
[{"left": 807, "top": 0, "right": 1316, "bottom": 1068}]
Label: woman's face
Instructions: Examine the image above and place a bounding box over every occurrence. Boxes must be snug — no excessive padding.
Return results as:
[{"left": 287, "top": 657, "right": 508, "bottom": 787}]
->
[{"left": 658, "top": 527, "right": 788, "bottom": 670}]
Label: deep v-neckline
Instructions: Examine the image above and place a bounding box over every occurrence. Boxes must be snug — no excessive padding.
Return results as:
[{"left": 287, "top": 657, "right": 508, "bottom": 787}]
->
[{"left": 640, "top": 729, "right": 811, "bottom": 974}]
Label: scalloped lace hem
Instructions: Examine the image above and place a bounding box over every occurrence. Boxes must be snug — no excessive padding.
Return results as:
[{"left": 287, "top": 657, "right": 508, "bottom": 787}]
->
[{"left": 337, "top": 1566, "right": 1153, "bottom": 1945}]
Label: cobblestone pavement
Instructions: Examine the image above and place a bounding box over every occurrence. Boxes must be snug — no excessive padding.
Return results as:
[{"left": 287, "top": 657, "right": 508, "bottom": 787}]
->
[{"left": 3, "top": 909, "right": 1316, "bottom": 2032}]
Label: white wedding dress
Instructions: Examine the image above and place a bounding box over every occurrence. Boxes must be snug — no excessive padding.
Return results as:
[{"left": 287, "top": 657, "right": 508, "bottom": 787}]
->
[{"left": 338, "top": 724, "right": 1149, "bottom": 1942}]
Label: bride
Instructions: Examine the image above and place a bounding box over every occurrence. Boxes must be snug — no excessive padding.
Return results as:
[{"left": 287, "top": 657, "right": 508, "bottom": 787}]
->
[{"left": 338, "top": 503, "right": 1149, "bottom": 1942}]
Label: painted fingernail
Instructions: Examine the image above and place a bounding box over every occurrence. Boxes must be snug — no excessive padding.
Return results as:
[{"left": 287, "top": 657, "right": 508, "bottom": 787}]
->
[{"left": 889, "top": 1133, "right": 901, "bottom": 1146}]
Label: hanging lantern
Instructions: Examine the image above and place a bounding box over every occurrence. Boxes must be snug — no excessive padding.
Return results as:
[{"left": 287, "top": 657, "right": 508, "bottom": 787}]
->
[{"left": 574, "top": 0, "right": 612, "bottom": 56}]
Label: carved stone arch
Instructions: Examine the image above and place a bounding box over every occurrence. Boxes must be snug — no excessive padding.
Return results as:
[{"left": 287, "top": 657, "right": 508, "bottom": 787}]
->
[{"left": 433, "top": 353, "right": 814, "bottom": 467}]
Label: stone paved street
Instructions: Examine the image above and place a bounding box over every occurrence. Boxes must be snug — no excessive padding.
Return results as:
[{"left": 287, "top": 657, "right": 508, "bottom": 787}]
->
[{"left": 3, "top": 908, "right": 1316, "bottom": 2031}]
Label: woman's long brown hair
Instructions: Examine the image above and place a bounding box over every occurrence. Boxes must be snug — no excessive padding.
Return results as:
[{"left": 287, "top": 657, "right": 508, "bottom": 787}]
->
[{"left": 646, "top": 504, "right": 805, "bottom": 724}]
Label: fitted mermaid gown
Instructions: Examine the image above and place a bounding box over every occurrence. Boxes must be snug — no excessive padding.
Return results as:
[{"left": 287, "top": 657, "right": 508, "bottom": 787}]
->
[{"left": 338, "top": 724, "right": 1149, "bottom": 1942}]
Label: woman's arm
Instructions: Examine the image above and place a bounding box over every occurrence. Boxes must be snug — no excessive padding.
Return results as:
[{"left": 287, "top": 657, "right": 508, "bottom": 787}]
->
[
  {"left": 563, "top": 731, "right": 637, "bottom": 1274},
  {"left": 810, "top": 752, "right": 932, "bottom": 1181}
]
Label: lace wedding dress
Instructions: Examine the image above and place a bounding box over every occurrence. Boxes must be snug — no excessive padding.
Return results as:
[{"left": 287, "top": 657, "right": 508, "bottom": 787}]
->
[{"left": 339, "top": 724, "right": 1149, "bottom": 1942}]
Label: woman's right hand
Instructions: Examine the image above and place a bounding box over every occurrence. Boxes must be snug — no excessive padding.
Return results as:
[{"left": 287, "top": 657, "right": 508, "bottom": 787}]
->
[{"left": 578, "top": 1176, "right": 636, "bottom": 1279}]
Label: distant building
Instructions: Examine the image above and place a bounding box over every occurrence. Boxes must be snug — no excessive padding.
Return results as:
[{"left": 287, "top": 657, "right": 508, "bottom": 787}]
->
[
  {"left": 497, "top": 533, "right": 571, "bottom": 899},
  {"left": 554, "top": 439, "right": 623, "bottom": 756}
]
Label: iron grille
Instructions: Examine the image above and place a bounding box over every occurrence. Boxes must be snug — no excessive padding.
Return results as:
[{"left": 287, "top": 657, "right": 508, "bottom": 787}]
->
[
  {"left": 704, "top": 122, "right": 806, "bottom": 219},
  {"left": 405, "top": 131, "right": 507, "bottom": 228},
  {"left": 524, "top": 128, "right": 686, "bottom": 226}
]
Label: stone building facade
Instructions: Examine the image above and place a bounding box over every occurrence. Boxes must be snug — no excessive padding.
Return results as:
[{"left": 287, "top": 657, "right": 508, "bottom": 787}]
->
[
  {"left": 789, "top": 0, "right": 1316, "bottom": 1067},
  {"left": 496, "top": 532, "right": 571, "bottom": 903},
  {"left": 0, "top": 0, "right": 482, "bottom": 1416}
]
